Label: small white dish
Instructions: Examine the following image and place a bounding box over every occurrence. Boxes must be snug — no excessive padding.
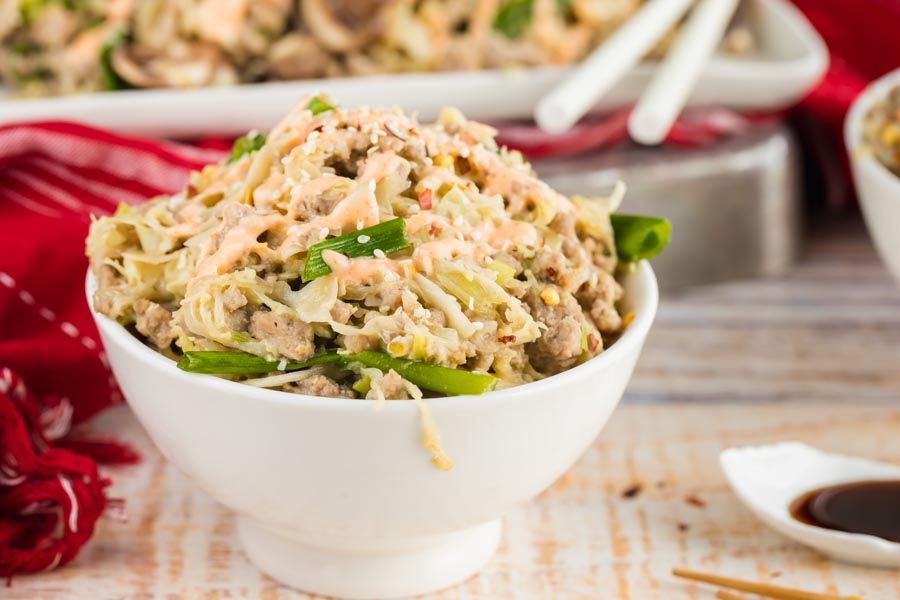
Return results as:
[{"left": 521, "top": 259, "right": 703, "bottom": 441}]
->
[
  {"left": 721, "top": 443, "right": 900, "bottom": 568},
  {"left": 0, "top": 0, "right": 825, "bottom": 137},
  {"left": 845, "top": 67, "right": 900, "bottom": 284},
  {"left": 87, "top": 263, "right": 658, "bottom": 600}
]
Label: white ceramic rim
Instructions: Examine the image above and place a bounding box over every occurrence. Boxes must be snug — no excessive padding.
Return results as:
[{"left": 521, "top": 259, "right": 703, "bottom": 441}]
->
[
  {"left": 844, "top": 66, "right": 900, "bottom": 190},
  {"left": 87, "top": 261, "right": 657, "bottom": 412}
]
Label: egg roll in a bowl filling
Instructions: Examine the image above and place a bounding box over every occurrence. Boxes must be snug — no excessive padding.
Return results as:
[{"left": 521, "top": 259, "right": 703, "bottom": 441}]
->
[{"left": 87, "top": 96, "right": 668, "bottom": 423}]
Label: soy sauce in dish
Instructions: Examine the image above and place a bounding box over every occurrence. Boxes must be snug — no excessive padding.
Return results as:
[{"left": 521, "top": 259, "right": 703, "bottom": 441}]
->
[{"left": 790, "top": 480, "right": 900, "bottom": 542}]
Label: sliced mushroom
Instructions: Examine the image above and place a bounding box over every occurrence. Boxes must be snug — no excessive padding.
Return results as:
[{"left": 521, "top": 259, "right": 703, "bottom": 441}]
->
[
  {"left": 111, "top": 42, "right": 239, "bottom": 88},
  {"left": 300, "top": 0, "right": 380, "bottom": 53},
  {"left": 267, "top": 33, "right": 331, "bottom": 79}
]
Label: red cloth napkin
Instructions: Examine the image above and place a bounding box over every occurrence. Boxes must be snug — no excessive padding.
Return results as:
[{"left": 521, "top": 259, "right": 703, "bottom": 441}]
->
[{"left": 0, "top": 122, "right": 225, "bottom": 579}]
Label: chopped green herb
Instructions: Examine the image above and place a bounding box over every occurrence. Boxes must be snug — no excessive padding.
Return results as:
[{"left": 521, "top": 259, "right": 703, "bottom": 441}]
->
[
  {"left": 301, "top": 218, "right": 411, "bottom": 282},
  {"left": 307, "top": 96, "right": 336, "bottom": 116},
  {"left": 99, "top": 29, "right": 132, "bottom": 91},
  {"left": 227, "top": 132, "right": 266, "bottom": 164},
  {"left": 493, "top": 0, "right": 533, "bottom": 38}
]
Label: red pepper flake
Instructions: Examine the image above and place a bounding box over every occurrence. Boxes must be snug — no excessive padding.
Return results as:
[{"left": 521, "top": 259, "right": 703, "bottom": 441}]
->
[
  {"left": 685, "top": 495, "right": 706, "bottom": 509},
  {"left": 498, "top": 335, "right": 516, "bottom": 344},
  {"left": 428, "top": 223, "right": 441, "bottom": 237},
  {"left": 455, "top": 155, "right": 471, "bottom": 174},
  {"left": 185, "top": 184, "right": 198, "bottom": 198},
  {"left": 587, "top": 333, "right": 600, "bottom": 353},
  {"left": 677, "top": 522, "right": 690, "bottom": 532},
  {"left": 418, "top": 188, "right": 433, "bottom": 211},
  {"left": 621, "top": 483, "right": 642, "bottom": 499}
]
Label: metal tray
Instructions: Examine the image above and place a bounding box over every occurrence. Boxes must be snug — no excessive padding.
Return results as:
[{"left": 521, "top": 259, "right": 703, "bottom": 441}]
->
[{"left": 535, "top": 124, "right": 803, "bottom": 288}]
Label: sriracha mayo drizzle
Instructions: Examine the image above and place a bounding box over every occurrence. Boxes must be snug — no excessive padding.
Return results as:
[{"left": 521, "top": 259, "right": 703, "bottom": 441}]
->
[
  {"left": 195, "top": 211, "right": 282, "bottom": 278},
  {"left": 412, "top": 239, "right": 492, "bottom": 274},
  {"left": 286, "top": 175, "right": 349, "bottom": 219},
  {"left": 322, "top": 250, "right": 406, "bottom": 285},
  {"left": 252, "top": 171, "right": 285, "bottom": 207}
]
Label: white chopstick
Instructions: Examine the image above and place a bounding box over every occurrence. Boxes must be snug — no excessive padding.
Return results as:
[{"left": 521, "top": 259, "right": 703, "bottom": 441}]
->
[
  {"left": 534, "top": 0, "right": 695, "bottom": 134},
  {"left": 628, "top": 0, "right": 741, "bottom": 145}
]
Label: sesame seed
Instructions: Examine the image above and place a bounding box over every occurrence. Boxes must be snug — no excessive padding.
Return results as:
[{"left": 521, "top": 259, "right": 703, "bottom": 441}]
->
[
  {"left": 468, "top": 297, "right": 475, "bottom": 310},
  {"left": 357, "top": 235, "right": 371, "bottom": 243},
  {"left": 271, "top": 190, "right": 281, "bottom": 199},
  {"left": 373, "top": 249, "right": 386, "bottom": 259},
  {"left": 369, "top": 180, "right": 376, "bottom": 192},
  {"left": 484, "top": 255, "right": 493, "bottom": 263},
  {"left": 277, "top": 359, "right": 288, "bottom": 371},
  {"left": 319, "top": 227, "right": 329, "bottom": 239},
  {"left": 357, "top": 220, "right": 364, "bottom": 230}
]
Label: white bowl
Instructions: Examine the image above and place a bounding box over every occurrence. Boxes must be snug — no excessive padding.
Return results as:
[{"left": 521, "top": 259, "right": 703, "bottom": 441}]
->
[
  {"left": 845, "top": 67, "right": 900, "bottom": 283},
  {"left": 87, "top": 262, "right": 658, "bottom": 600},
  {"left": 721, "top": 443, "right": 900, "bottom": 568}
]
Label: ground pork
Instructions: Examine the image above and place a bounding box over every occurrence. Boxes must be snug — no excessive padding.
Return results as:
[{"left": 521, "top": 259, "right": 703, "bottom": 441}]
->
[
  {"left": 367, "top": 369, "right": 409, "bottom": 400},
  {"left": 133, "top": 299, "right": 176, "bottom": 349},
  {"left": 330, "top": 300, "right": 356, "bottom": 324},
  {"left": 524, "top": 285, "right": 585, "bottom": 374},
  {"left": 289, "top": 374, "right": 355, "bottom": 398},
  {"left": 577, "top": 270, "right": 624, "bottom": 336},
  {"left": 222, "top": 284, "right": 251, "bottom": 331},
  {"left": 249, "top": 310, "right": 315, "bottom": 360}
]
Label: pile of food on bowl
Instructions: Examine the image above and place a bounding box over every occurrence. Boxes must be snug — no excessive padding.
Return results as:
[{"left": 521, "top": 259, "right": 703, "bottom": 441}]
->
[
  {"left": 86, "top": 94, "right": 669, "bottom": 468},
  {"left": 860, "top": 83, "right": 900, "bottom": 176},
  {"left": 1, "top": 0, "right": 753, "bottom": 96}
]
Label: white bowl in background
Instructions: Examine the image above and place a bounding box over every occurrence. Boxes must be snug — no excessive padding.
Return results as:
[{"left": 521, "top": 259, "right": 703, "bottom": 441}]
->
[
  {"left": 87, "top": 262, "right": 658, "bottom": 600},
  {"left": 845, "top": 67, "right": 900, "bottom": 283},
  {"left": 2, "top": 0, "right": 826, "bottom": 137}
]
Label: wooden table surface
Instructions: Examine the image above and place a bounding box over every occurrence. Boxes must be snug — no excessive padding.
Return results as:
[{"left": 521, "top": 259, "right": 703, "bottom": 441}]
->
[{"left": 11, "top": 218, "right": 900, "bottom": 600}]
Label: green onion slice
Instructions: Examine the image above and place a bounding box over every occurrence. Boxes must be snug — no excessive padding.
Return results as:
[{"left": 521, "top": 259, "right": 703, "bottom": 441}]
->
[
  {"left": 307, "top": 96, "right": 336, "bottom": 116},
  {"left": 610, "top": 213, "right": 672, "bottom": 262},
  {"left": 99, "top": 29, "right": 132, "bottom": 91},
  {"left": 301, "top": 218, "right": 411, "bottom": 282},
  {"left": 228, "top": 132, "right": 266, "bottom": 164},
  {"left": 177, "top": 350, "right": 497, "bottom": 396},
  {"left": 177, "top": 351, "right": 343, "bottom": 374}
]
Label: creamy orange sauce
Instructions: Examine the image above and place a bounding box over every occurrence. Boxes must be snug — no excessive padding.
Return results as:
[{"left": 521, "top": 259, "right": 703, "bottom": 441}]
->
[
  {"left": 196, "top": 212, "right": 281, "bottom": 277},
  {"left": 413, "top": 239, "right": 491, "bottom": 273},
  {"left": 405, "top": 212, "right": 452, "bottom": 235},
  {"left": 481, "top": 219, "right": 538, "bottom": 248},
  {"left": 359, "top": 152, "right": 408, "bottom": 183},
  {"left": 206, "top": 160, "right": 250, "bottom": 196},
  {"left": 286, "top": 175, "right": 348, "bottom": 219},
  {"left": 323, "top": 250, "right": 407, "bottom": 284},
  {"left": 252, "top": 171, "right": 286, "bottom": 207},
  {"left": 417, "top": 167, "right": 468, "bottom": 190},
  {"left": 470, "top": 146, "right": 577, "bottom": 216}
]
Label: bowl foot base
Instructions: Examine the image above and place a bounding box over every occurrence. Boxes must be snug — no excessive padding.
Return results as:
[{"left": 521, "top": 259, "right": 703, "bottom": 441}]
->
[{"left": 237, "top": 517, "right": 502, "bottom": 599}]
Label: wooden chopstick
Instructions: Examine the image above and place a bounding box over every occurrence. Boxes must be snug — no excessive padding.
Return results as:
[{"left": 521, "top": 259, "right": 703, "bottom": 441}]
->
[
  {"left": 717, "top": 591, "right": 748, "bottom": 600},
  {"left": 672, "top": 568, "right": 862, "bottom": 600}
]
